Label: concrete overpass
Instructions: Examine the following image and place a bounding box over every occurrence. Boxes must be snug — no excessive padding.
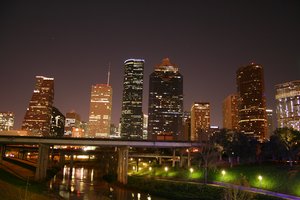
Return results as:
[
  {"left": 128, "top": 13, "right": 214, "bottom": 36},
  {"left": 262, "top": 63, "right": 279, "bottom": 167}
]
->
[{"left": 0, "top": 136, "right": 204, "bottom": 184}]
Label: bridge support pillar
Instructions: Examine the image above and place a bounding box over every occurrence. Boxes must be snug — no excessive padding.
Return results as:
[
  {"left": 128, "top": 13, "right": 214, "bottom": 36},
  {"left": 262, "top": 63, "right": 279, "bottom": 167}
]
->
[
  {"left": 158, "top": 157, "right": 162, "bottom": 165},
  {"left": 117, "top": 146, "right": 128, "bottom": 184},
  {"left": 172, "top": 148, "right": 176, "bottom": 167},
  {"left": 179, "top": 152, "right": 184, "bottom": 168},
  {"left": 0, "top": 145, "right": 4, "bottom": 163},
  {"left": 187, "top": 149, "right": 191, "bottom": 168},
  {"left": 59, "top": 151, "right": 65, "bottom": 166},
  {"left": 35, "top": 144, "right": 50, "bottom": 181}
]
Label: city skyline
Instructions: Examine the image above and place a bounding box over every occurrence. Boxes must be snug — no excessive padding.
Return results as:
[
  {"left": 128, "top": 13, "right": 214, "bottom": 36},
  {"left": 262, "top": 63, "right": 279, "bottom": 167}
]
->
[{"left": 1, "top": 1, "right": 299, "bottom": 129}]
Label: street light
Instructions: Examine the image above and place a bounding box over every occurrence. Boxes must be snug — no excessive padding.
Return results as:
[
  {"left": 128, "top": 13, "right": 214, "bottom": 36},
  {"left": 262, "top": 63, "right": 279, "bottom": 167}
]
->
[
  {"left": 189, "top": 168, "right": 194, "bottom": 173},
  {"left": 258, "top": 175, "right": 263, "bottom": 188},
  {"left": 164, "top": 166, "right": 168, "bottom": 172},
  {"left": 221, "top": 170, "right": 226, "bottom": 176}
]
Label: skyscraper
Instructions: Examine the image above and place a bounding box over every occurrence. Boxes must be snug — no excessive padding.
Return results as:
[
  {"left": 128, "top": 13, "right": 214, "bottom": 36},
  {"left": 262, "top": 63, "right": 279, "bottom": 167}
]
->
[
  {"left": 88, "top": 84, "right": 112, "bottom": 137},
  {"left": 22, "top": 76, "right": 54, "bottom": 136},
  {"left": 275, "top": 80, "right": 300, "bottom": 131},
  {"left": 120, "top": 59, "right": 144, "bottom": 139},
  {"left": 236, "top": 63, "right": 267, "bottom": 141},
  {"left": 0, "top": 112, "right": 14, "bottom": 131},
  {"left": 190, "top": 102, "right": 210, "bottom": 141},
  {"left": 148, "top": 58, "right": 183, "bottom": 140},
  {"left": 222, "top": 94, "right": 239, "bottom": 131}
]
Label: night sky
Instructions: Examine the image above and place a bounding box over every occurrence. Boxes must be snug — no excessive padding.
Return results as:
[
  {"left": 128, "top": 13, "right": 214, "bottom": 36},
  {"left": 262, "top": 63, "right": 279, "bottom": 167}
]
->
[{"left": 1, "top": 1, "right": 299, "bottom": 129}]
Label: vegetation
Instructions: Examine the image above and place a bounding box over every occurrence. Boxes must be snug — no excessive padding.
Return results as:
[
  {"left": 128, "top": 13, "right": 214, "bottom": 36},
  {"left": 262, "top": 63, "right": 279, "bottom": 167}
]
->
[{"left": 127, "top": 176, "right": 283, "bottom": 200}]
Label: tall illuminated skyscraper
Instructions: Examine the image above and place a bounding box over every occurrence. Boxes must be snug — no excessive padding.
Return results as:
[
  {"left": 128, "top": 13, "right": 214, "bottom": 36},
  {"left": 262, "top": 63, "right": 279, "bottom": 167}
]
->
[
  {"left": 22, "top": 76, "right": 54, "bottom": 136},
  {"left": 88, "top": 84, "right": 112, "bottom": 138},
  {"left": 191, "top": 102, "right": 210, "bottom": 141},
  {"left": 222, "top": 94, "right": 239, "bottom": 131},
  {"left": 148, "top": 58, "right": 183, "bottom": 140},
  {"left": 120, "top": 59, "right": 144, "bottom": 139},
  {"left": 275, "top": 80, "right": 300, "bottom": 131},
  {"left": 0, "top": 112, "right": 14, "bottom": 131},
  {"left": 236, "top": 63, "right": 267, "bottom": 141}
]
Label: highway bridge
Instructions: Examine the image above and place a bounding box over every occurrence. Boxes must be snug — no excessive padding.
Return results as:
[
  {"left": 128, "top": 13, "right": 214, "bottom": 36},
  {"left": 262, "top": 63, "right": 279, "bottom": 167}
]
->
[{"left": 0, "top": 136, "right": 204, "bottom": 184}]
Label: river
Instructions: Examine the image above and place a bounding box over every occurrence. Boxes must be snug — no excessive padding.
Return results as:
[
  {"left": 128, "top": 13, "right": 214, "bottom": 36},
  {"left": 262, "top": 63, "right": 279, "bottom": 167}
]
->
[{"left": 48, "top": 163, "right": 166, "bottom": 200}]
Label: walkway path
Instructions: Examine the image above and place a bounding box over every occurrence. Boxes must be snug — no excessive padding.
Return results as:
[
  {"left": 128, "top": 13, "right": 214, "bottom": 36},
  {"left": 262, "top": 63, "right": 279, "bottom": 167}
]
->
[{"left": 150, "top": 177, "right": 300, "bottom": 200}]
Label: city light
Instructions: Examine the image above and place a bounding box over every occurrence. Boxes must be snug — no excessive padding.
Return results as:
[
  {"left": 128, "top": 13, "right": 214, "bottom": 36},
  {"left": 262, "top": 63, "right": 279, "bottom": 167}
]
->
[
  {"left": 164, "top": 166, "right": 168, "bottom": 172},
  {"left": 258, "top": 175, "right": 263, "bottom": 188},
  {"left": 189, "top": 168, "right": 194, "bottom": 173},
  {"left": 149, "top": 167, "right": 152, "bottom": 171},
  {"left": 221, "top": 170, "right": 226, "bottom": 176}
]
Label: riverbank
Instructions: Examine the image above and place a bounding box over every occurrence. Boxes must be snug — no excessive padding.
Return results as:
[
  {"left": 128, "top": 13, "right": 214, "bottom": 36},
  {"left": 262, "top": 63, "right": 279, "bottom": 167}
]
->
[
  {"left": 0, "top": 168, "right": 62, "bottom": 200},
  {"left": 126, "top": 176, "right": 284, "bottom": 200}
]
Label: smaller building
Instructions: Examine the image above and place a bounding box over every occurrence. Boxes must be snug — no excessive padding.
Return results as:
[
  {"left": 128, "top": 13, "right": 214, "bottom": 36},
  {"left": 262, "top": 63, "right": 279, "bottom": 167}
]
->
[
  {"left": 191, "top": 102, "right": 210, "bottom": 142},
  {"left": 275, "top": 80, "right": 300, "bottom": 131},
  {"left": 0, "top": 112, "right": 14, "bottom": 131},
  {"left": 50, "top": 107, "right": 65, "bottom": 137},
  {"left": 222, "top": 94, "right": 239, "bottom": 131}
]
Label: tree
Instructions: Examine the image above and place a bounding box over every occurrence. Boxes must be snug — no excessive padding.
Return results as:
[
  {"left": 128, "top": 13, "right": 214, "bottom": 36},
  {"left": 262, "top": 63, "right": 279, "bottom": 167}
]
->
[
  {"left": 273, "top": 128, "right": 300, "bottom": 166},
  {"left": 196, "top": 143, "right": 220, "bottom": 184}
]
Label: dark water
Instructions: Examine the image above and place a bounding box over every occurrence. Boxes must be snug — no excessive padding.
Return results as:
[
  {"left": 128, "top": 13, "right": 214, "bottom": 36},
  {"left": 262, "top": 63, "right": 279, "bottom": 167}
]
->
[{"left": 48, "top": 164, "right": 166, "bottom": 200}]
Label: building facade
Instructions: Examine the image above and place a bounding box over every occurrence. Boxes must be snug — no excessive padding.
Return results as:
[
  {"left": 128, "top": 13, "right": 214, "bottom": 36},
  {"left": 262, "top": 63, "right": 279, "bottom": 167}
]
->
[
  {"left": 266, "top": 109, "right": 274, "bottom": 138},
  {"left": 50, "top": 107, "right": 65, "bottom": 137},
  {"left": 120, "top": 59, "right": 144, "bottom": 139},
  {"left": 236, "top": 63, "right": 267, "bottom": 141},
  {"left": 88, "top": 84, "right": 112, "bottom": 137},
  {"left": 148, "top": 58, "right": 183, "bottom": 140},
  {"left": 0, "top": 112, "right": 14, "bottom": 131},
  {"left": 222, "top": 94, "right": 239, "bottom": 131},
  {"left": 64, "top": 111, "right": 81, "bottom": 136},
  {"left": 275, "top": 80, "right": 300, "bottom": 131},
  {"left": 22, "top": 76, "right": 54, "bottom": 136},
  {"left": 190, "top": 102, "right": 210, "bottom": 141}
]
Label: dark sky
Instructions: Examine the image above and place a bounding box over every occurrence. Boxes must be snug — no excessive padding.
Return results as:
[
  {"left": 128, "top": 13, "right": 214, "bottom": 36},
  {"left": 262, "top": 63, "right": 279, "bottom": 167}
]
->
[{"left": 1, "top": 1, "right": 299, "bottom": 129}]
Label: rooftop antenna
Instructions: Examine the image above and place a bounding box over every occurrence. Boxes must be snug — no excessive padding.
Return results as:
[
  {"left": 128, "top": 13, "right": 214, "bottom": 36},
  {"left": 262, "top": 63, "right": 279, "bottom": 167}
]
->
[{"left": 107, "top": 62, "right": 111, "bottom": 86}]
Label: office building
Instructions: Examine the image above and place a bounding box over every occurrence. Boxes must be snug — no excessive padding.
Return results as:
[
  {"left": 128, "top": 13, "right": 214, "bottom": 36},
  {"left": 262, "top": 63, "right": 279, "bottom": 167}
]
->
[
  {"left": 236, "top": 63, "right": 267, "bottom": 141},
  {"left": 191, "top": 102, "right": 210, "bottom": 141},
  {"left": 0, "top": 112, "right": 14, "bottom": 131},
  {"left": 222, "top": 94, "right": 239, "bottom": 131},
  {"left": 50, "top": 107, "right": 65, "bottom": 137},
  {"left": 182, "top": 111, "right": 191, "bottom": 141},
  {"left": 275, "top": 80, "right": 300, "bottom": 131},
  {"left": 22, "top": 76, "right": 54, "bottom": 136},
  {"left": 88, "top": 84, "right": 112, "bottom": 137},
  {"left": 120, "top": 59, "right": 144, "bottom": 139},
  {"left": 148, "top": 58, "right": 183, "bottom": 140},
  {"left": 65, "top": 111, "right": 81, "bottom": 136}
]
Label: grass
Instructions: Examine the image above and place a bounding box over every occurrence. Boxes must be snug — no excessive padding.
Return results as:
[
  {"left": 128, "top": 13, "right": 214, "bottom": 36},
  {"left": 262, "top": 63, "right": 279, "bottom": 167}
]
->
[{"left": 129, "top": 162, "right": 300, "bottom": 197}]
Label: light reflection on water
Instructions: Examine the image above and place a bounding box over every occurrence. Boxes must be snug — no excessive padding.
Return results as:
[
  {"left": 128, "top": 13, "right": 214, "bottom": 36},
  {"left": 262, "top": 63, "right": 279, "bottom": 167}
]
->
[{"left": 49, "top": 164, "right": 165, "bottom": 200}]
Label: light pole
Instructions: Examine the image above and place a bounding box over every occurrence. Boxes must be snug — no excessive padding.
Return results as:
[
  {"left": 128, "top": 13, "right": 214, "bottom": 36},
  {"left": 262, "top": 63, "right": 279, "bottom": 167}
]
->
[
  {"left": 258, "top": 175, "right": 263, "bottom": 188},
  {"left": 221, "top": 170, "right": 226, "bottom": 181}
]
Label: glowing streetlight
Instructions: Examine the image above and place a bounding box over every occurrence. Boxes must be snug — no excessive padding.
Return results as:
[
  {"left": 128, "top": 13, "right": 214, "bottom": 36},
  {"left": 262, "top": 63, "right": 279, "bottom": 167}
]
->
[
  {"left": 189, "top": 168, "right": 194, "bottom": 173},
  {"left": 221, "top": 170, "right": 226, "bottom": 176},
  {"left": 164, "top": 166, "right": 168, "bottom": 172},
  {"left": 258, "top": 175, "right": 263, "bottom": 188},
  {"left": 149, "top": 167, "right": 152, "bottom": 171}
]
